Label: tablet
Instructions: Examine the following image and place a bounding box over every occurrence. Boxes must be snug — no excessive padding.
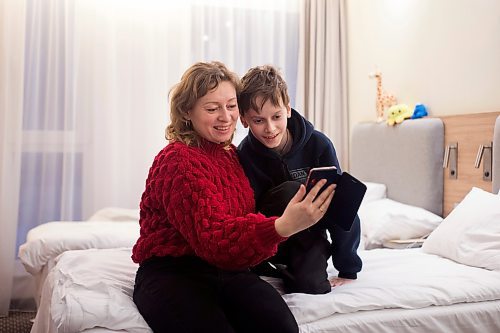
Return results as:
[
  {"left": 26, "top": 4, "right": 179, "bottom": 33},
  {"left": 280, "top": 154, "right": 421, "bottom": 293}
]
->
[{"left": 306, "top": 167, "right": 366, "bottom": 231}]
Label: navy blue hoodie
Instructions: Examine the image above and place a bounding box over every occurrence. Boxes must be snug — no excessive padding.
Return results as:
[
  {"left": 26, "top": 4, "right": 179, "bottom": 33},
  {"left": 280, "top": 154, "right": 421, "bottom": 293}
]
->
[{"left": 237, "top": 109, "right": 362, "bottom": 279}]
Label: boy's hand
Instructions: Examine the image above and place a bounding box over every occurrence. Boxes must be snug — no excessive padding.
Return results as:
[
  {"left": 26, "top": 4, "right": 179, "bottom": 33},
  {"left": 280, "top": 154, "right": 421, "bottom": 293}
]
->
[{"left": 274, "top": 179, "right": 335, "bottom": 237}]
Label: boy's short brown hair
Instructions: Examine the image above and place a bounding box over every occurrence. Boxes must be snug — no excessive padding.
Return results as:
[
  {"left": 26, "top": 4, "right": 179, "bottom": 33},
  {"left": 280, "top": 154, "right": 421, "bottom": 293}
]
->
[{"left": 238, "top": 65, "right": 290, "bottom": 116}]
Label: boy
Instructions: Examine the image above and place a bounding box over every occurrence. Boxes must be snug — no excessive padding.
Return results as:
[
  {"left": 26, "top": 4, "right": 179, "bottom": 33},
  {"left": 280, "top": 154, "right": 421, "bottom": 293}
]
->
[{"left": 237, "top": 65, "right": 362, "bottom": 294}]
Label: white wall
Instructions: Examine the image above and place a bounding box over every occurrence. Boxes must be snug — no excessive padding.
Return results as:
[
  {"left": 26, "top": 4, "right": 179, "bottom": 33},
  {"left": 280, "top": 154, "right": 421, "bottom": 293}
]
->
[{"left": 346, "top": 0, "right": 500, "bottom": 128}]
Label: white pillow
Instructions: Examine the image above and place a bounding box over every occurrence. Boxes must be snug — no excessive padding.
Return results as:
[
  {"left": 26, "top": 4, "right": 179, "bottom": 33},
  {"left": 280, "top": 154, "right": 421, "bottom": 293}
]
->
[
  {"left": 87, "top": 207, "right": 139, "bottom": 222},
  {"left": 358, "top": 198, "right": 443, "bottom": 250},
  {"left": 361, "top": 182, "right": 387, "bottom": 204},
  {"left": 18, "top": 221, "right": 139, "bottom": 275},
  {"left": 422, "top": 187, "right": 500, "bottom": 271}
]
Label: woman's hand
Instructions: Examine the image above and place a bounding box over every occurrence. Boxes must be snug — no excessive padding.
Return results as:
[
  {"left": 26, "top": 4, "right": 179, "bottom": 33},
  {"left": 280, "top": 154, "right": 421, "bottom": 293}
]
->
[{"left": 274, "top": 179, "right": 335, "bottom": 237}]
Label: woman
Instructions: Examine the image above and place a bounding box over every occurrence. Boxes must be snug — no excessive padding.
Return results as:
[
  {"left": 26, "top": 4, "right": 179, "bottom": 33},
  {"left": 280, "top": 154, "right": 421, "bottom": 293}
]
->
[{"left": 132, "top": 61, "right": 335, "bottom": 333}]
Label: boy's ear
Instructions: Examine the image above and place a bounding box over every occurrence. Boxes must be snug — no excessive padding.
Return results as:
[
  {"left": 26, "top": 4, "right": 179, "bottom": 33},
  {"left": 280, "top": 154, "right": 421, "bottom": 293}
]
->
[
  {"left": 286, "top": 104, "right": 292, "bottom": 118},
  {"left": 240, "top": 116, "right": 249, "bottom": 128}
]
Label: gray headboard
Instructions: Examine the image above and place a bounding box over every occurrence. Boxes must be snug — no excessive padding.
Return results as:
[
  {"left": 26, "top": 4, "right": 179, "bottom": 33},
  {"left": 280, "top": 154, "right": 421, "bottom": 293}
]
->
[
  {"left": 350, "top": 118, "right": 444, "bottom": 216},
  {"left": 493, "top": 116, "right": 500, "bottom": 194}
]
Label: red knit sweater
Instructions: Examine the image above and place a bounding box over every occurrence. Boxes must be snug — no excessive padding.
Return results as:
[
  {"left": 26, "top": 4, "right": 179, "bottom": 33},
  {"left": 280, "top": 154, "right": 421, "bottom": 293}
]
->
[{"left": 131, "top": 140, "right": 286, "bottom": 270}]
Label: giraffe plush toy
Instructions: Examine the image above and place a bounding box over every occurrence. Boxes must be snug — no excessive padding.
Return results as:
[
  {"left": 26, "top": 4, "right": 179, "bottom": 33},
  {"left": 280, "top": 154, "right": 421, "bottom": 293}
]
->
[{"left": 369, "top": 71, "right": 397, "bottom": 122}]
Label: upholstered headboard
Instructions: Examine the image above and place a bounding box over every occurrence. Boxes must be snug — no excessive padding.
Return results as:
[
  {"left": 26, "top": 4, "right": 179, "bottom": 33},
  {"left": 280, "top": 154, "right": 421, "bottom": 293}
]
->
[
  {"left": 350, "top": 118, "right": 444, "bottom": 216},
  {"left": 493, "top": 115, "right": 500, "bottom": 194}
]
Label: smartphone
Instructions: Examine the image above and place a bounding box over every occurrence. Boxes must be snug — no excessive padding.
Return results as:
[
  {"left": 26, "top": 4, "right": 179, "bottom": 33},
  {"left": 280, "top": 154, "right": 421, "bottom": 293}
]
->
[
  {"left": 305, "top": 166, "right": 340, "bottom": 194},
  {"left": 306, "top": 167, "right": 367, "bottom": 231}
]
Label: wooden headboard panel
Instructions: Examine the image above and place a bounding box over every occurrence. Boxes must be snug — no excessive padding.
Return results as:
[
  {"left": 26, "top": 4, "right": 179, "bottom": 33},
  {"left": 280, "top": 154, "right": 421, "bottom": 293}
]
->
[
  {"left": 441, "top": 112, "right": 500, "bottom": 216},
  {"left": 493, "top": 115, "right": 500, "bottom": 194}
]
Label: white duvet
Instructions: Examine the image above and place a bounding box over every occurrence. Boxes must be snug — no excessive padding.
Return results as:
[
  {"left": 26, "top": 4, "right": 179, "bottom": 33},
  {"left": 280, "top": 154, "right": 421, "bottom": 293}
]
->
[
  {"left": 18, "top": 220, "right": 140, "bottom": 308},
  {"left": 286, "top": 248, "right": 500, "bottom": 324},
  {"left": 32, "top": 247, "right": 500, "bottom": 333},
  {"left": 19, "top": 221, "right": 139, "bottom": 275}
]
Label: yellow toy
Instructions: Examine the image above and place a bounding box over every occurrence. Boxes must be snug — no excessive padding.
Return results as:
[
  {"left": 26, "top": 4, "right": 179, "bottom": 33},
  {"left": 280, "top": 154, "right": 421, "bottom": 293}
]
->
[{"left": 386, "top": 104, "right": 412, "bottom": 126}]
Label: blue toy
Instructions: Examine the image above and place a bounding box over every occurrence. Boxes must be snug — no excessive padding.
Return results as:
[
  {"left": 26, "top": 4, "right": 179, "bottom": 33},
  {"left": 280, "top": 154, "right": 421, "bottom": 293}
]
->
[{"left": 411, "top": 104, "right": 428, "bottom": 119}]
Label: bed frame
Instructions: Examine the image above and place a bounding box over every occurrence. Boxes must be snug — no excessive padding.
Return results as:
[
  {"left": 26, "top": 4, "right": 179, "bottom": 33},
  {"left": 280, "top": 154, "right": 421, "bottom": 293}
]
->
[
  {"left": 494, "top": 115, "right": 500, "bottom": 194},
  {"left": 441, "top": 112, "right": 500, "bottom": 215},
  {"left": 350, "top": 118, "right": 444, "bottom": 216},
  {"left": 26, "top": 114, "right": 500, "bottom": 333},
  {"left": 350, "top": 113, "right": 500, "bottom": 217}
]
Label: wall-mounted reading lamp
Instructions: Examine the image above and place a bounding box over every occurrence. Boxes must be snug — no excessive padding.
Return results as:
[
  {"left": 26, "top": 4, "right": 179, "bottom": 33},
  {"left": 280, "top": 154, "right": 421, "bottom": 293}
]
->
[
  {"left": 475, "top": 142, "right": 493, "bottom": 181},
  {"left": 443, "top": 142, "right": 458, "bottom": 179}
]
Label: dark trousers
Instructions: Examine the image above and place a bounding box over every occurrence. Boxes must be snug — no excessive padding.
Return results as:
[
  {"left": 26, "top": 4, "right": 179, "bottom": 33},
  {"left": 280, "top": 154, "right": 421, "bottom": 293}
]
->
[
  {"left": 255, "top": 181, "right": 331, "bottom": 294},
  {"left": 133, "top": 256, "right": 299, "bottom": 333}
]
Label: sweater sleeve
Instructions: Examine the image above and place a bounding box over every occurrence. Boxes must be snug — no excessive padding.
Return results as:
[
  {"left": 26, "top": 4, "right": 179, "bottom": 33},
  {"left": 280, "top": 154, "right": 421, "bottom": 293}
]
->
[{"left": 158, "top": 152, "right": 286, "bottom": 270}]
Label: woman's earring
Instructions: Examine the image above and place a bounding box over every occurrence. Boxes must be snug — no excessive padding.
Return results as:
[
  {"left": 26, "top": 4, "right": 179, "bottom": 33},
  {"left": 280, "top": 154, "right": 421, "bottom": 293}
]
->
[{"left": 183, "top": 112, "right": 191, "bottom": 127}]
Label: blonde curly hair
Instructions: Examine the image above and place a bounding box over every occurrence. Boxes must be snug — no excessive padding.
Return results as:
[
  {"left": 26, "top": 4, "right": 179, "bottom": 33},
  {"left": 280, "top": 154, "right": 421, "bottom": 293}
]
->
[{"left": 166, "top": 61, "right": 240, "bottom": 147}]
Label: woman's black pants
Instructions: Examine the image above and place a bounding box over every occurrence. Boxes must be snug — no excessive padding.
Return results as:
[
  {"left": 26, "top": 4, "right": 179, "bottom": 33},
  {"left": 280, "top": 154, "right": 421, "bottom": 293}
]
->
[{"left": 133, "top": 255, "right": 299, "bottom": 333}]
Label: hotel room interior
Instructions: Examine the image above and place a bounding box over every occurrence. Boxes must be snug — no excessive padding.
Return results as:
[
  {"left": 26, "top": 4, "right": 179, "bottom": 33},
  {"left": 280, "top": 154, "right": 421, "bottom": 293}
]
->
[{"left": 1, "top": 0, "right": 500, "bottom": 332}]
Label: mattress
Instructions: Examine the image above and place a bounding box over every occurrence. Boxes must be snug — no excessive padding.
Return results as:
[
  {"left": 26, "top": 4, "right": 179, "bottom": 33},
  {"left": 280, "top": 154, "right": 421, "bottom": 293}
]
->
[
  {"left": 31, "top": 247, "right": 500, "bottom": 333},
  {"left": 18, "top": 220, "right": 139, "bottom": 307},
  {"left": 299, "top": 300, "right": 500, "bottom": 333}
]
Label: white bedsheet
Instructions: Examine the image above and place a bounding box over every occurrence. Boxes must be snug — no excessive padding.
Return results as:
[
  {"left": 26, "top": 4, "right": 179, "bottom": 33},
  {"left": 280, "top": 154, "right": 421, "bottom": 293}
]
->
[
  {"left": 286, "top": 248, "right": 500, "bottom": 324},
  {"left": 32, "top": 247, "right": 500, "bottom": 333},
  {"left": 299, "top": 300, "right": 500, "bottom": 333},
  {"left": 18, "top": 220, "right": 140, "bottom": 308},
  {"left": 33, "top": 248, "right": 150, "bottom": 333}
]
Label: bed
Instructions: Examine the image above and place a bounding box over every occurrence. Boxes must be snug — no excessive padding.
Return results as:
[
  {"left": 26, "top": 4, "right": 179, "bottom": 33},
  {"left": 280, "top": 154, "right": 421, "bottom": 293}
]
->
[
  {"left": 20, "top": 115, "right": 500, "bottom": 333},
  {"left": 18, "top": 207, "right": 140, "bottom": 308}
]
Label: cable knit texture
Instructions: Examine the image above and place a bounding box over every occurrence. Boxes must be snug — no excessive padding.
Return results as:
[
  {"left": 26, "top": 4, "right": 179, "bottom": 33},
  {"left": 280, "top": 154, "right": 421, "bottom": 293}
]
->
[{"left": 132, "top": 140, "right": 285, "bottom": 270}]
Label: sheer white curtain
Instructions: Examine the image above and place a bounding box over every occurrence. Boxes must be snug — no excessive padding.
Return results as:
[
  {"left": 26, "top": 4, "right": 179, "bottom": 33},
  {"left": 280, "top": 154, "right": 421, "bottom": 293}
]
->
[
  {"left": 0, "top": 0, "right": 299, "bottom": 313},
  {"left": 296, "top": 0, "right": 349, "bottom": 168},
  {"left": 0, "top": 0, "right": 26, "bottom": 317}
]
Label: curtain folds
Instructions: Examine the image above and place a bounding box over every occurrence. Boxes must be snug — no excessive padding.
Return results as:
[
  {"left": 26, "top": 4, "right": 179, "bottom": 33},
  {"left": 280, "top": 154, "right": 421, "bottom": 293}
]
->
[
  {"left": 0, "top": 0, "right": 299, "bottom": 312},
  {"left": 0, "top": 0, "right": 26, "bottom": 316},
  {"left": 297, "top": 0, "right": 349, "bottom": 169}
]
